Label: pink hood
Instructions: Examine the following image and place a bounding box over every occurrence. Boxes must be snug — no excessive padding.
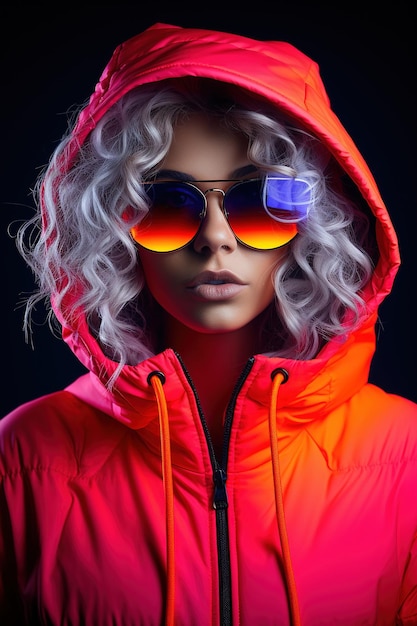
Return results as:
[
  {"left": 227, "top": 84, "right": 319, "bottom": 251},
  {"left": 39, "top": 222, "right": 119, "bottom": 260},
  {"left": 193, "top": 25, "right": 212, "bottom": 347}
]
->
[{"left": 51, "top": 22, "right": 399, "bottom": 416}]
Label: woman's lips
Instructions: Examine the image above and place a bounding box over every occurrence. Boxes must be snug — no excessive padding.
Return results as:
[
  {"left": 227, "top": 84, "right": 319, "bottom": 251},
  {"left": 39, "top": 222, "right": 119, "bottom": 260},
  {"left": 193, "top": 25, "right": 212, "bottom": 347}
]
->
[
  {"left": 186, "top": 270, "right": 246, "bottom": 300},
  {"left": 189, "top": 283, "right": 246, "bottom": 300}
]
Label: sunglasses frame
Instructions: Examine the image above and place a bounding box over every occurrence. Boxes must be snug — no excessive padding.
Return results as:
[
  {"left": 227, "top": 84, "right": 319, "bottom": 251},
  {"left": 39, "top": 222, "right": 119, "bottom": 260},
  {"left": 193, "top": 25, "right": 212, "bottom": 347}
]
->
[{"left": 131, "top": 176, "right": 309, "bottom": 252}]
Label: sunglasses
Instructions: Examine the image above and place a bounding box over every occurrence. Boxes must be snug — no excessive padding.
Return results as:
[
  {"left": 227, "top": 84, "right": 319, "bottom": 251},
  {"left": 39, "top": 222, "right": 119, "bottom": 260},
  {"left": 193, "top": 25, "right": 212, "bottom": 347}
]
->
[{"left": 130, "top": 176, "right": 311, "bottom": 252}]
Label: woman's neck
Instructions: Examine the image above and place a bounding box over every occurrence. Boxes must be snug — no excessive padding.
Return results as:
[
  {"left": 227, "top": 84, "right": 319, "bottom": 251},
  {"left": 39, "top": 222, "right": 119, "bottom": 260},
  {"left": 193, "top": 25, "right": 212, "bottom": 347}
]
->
[{"left": 162, "top": 314, "right": 264, "bottom": 456}]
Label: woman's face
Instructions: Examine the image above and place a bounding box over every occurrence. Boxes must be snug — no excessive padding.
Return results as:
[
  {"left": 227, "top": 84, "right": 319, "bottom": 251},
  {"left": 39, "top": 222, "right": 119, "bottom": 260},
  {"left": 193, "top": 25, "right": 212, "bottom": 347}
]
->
[{"left": 137, "top": 113, "right": 287, "bottom": 335}]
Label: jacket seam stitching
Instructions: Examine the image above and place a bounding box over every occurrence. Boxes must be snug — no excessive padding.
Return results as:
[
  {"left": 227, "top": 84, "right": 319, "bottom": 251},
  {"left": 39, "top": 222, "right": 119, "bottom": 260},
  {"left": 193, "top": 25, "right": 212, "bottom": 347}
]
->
[
  {"left": 0, "top": 465, "right": 88, "bottom": 482},
  {"left": 326, "top": 456, "right": 417, "bottom": 473}
]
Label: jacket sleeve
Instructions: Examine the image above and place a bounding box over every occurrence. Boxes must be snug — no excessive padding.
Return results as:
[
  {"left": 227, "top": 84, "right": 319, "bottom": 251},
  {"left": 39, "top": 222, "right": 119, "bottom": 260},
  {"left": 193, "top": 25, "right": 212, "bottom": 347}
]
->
[
  {"left": 0, "top": 405, "right": 40, "bottom": 626},
  {"left": 397, "top": 531, "right": 417, "bottom": 625},
  {"left": 0, "top": 474, "right": 27, "bottom": 625}
]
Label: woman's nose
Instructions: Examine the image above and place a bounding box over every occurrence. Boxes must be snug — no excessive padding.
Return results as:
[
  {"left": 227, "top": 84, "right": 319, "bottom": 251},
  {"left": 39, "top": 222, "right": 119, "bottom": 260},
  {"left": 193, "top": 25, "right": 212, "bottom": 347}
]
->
[{"left": 192, "top": 189, "right": 238, "bottom": 253}]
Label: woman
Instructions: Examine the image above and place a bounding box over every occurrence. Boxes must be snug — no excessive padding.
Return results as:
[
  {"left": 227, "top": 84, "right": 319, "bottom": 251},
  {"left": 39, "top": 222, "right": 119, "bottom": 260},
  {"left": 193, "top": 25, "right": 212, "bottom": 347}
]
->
[{"left": 1, "top": 23, "right": 416, "bottom": 625}]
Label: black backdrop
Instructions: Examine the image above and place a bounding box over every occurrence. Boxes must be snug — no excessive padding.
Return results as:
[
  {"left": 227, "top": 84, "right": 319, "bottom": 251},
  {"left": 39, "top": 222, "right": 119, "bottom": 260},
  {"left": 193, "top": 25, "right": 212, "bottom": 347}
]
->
[{"left": 2, "top": 5, "right": 416, "bottom": 416}]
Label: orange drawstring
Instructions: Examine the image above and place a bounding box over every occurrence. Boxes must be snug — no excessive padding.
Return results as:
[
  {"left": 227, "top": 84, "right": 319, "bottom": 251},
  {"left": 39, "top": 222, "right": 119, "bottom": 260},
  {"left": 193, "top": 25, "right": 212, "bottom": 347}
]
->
[
  {"left": 269, "top": 369, "right": 301, "bottom": 626},
  {"left": 149, "top": 372, "right": 175, "bottom": 626}
]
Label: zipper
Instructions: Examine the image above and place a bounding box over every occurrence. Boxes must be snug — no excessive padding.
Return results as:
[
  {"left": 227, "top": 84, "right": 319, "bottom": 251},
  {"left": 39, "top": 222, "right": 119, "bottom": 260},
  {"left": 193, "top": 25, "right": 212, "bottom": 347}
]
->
[
  {"left": 176, "top": 353, "right": 255, "bottom": 626},
  {"left": 213, "top": 466, "right": 231, "bottom": 624}
]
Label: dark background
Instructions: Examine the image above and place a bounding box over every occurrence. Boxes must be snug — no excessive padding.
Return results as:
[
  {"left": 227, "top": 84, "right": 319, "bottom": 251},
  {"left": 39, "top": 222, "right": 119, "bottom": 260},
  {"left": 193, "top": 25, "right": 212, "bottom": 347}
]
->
[{"left": 2, "top": 5, "right": 416, "bottom": 416}]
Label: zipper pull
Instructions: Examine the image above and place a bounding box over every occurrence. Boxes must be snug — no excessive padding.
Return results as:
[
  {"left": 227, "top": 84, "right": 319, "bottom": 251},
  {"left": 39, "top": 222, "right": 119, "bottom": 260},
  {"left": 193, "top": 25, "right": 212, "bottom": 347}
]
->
[{"left": 213, "top": 468, "right": 228, "bottom": 509}]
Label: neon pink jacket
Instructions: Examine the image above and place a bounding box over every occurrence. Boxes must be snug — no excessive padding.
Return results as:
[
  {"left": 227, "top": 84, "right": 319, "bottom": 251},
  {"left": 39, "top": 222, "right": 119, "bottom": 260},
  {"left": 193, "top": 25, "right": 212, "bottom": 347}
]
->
[{"left": 1, "top": 23, "right": 417, "bottom": 626}]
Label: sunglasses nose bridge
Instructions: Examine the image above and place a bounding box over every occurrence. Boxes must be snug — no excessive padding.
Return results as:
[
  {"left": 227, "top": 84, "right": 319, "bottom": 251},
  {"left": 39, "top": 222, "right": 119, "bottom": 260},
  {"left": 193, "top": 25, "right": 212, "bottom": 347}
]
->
[{"left": 201, "top": 187, "right": 227, "bottom": 218}]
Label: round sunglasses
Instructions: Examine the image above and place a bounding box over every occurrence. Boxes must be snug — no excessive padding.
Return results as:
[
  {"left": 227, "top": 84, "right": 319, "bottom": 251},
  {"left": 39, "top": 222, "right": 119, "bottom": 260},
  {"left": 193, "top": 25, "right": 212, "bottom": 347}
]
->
[{"left": 130, "top": 176, "right": 311, "bottom": 252}]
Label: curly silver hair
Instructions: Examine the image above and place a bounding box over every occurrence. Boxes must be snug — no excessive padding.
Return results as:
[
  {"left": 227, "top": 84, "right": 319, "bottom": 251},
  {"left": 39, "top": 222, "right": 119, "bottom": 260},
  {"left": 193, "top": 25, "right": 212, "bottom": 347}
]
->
[{"left": 17, "top": 78, "right": 375, "bottom": 378}]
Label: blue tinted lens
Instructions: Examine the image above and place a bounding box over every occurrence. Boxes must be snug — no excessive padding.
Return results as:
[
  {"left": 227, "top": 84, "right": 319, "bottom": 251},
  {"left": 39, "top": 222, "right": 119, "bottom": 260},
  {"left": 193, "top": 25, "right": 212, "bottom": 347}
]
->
[
  {"left": 224, "top": 179, "right": 299, "bottom": 249},
  {"left": 263, "top": 176, "right": 311, "bottom": 221}
]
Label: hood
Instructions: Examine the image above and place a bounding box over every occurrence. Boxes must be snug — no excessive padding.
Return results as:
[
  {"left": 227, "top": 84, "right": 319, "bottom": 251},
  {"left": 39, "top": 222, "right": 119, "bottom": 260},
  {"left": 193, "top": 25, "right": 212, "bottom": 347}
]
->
[
  {"left": 53, "top": 23, "right": 399, "bottom": 420},
  {"left": 65, "top": 23, "right": 399, "bottom": 286}
]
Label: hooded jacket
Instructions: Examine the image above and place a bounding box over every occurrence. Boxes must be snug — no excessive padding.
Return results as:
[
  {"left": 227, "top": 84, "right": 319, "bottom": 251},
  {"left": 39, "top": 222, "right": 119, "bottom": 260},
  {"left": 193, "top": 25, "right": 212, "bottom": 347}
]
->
[{"left": 1, "top": 23, "right": 416, "bottom": 626}]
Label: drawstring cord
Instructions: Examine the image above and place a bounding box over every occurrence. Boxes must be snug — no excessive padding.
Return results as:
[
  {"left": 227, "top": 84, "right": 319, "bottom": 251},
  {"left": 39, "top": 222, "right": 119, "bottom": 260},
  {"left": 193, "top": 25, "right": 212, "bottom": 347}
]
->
[
  {"left": 148, "top": 371, "right": 175, "bottom": 626},
  {"left": 269, "top": 369, "right": 301, "bottom": 626}
]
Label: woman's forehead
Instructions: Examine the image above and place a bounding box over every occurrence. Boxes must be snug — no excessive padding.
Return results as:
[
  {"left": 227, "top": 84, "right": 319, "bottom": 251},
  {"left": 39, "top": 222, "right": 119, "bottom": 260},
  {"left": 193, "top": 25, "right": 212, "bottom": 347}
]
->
[{"left": 161, "top": 113, "right": 250, "bottom": 180}]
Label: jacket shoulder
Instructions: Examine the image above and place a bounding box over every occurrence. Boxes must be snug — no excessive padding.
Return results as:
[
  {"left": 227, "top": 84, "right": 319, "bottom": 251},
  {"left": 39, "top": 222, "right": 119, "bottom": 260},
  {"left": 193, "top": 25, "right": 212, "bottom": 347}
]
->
[
  {"left": 0, "top": 391, "right": 128, "bottom": 479},
  {"left": 362, "top": 385, "right": 417, "bottom": 429},
  {"left": 352, "top": 386, "right": 417, "bottom": 459},
  {"left": 309, "top": 384, "right": 417, "bottom": 470}
]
